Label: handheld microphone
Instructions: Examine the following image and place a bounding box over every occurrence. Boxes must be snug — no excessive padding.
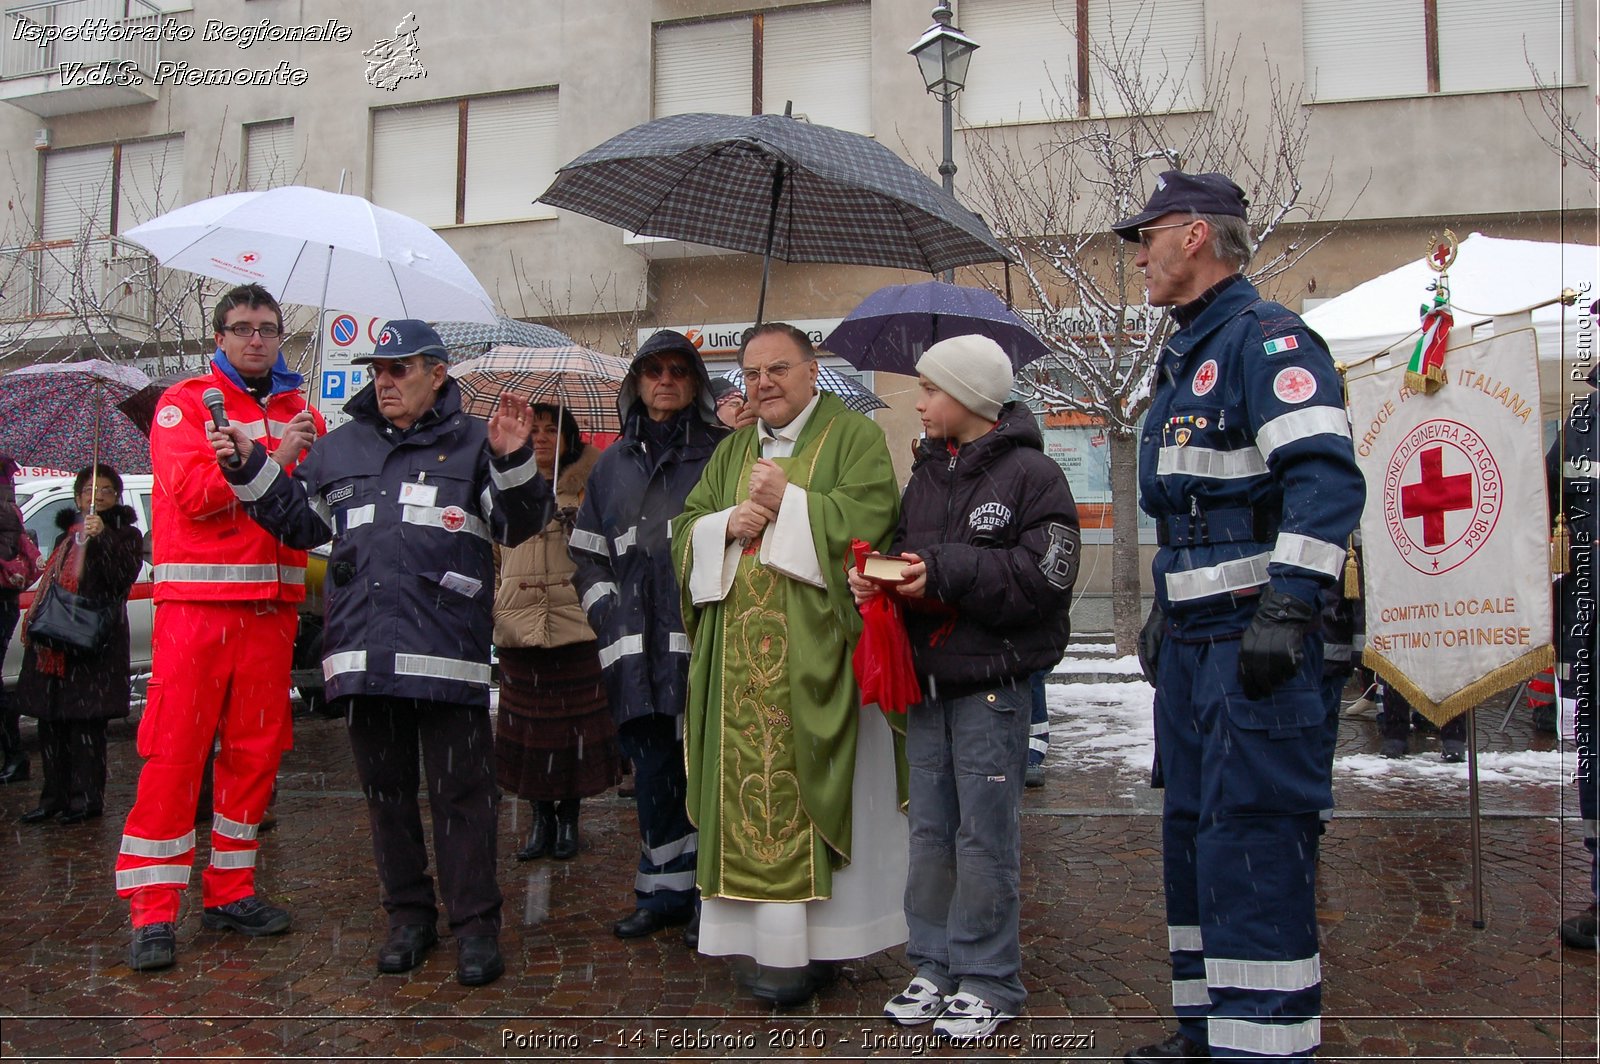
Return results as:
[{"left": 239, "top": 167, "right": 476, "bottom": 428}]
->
[{"left": 201, "top": 387, "right": 243, "bottom": 469}]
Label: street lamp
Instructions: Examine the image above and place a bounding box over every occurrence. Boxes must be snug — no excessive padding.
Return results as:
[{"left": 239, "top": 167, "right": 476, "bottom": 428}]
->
[{"left": 908, "top": 3, "right": 977, "bottom": 280}]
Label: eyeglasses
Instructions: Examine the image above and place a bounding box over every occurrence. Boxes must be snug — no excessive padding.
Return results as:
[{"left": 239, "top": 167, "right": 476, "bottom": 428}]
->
[
  {"left": 367, "top": 359, "right": 424, "bottom": 380},
  {"left": 77, "top": 486, "right": 116, "bottom": 497},
  {"left": 640, "top": 361, "right": 692, "bottom": 380},
  {"left": 1136, "top": 221, "right": 1193, "bottom": 247},
  {"left": 740, "top": 362, "right": 802, "bottom": 386},
  {"left": 221, "top": 323, "right": 283, "bottom": 339}
]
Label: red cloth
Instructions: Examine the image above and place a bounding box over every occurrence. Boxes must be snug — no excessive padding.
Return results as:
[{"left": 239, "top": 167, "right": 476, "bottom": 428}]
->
[
  {"left": 849, "top": 538, "right": 922, "bottom": 713},
  {"left": 21, "top": 521, "right": 84, "bottom": 677}
]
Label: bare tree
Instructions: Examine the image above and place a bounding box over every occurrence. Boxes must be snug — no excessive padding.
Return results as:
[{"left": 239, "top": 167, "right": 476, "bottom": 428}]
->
[
  {"left": 1523, "top": 49, "right": 1599, "bottom": 182},
  {"left": 961, "top": 29, "right": 1341, "bottom": 653}
]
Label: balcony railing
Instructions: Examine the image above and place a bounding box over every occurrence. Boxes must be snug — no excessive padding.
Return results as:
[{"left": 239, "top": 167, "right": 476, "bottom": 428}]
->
[
  {"left": 0, "top": 234, "right": 157, "bottom": 331},
  {"left": 0, "top": 0, "right": 162, "bottom": 115}
]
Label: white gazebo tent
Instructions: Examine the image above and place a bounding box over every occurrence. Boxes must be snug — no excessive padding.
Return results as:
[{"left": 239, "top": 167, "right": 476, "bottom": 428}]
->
[{"left": 1303, "top": 233, "right": 1598, "bottom": 421}]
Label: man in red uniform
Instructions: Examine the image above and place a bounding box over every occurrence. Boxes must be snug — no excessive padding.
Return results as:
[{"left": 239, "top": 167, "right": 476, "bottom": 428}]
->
[{"left": 116, "top": 283, "right": 323, "bottom": 972}]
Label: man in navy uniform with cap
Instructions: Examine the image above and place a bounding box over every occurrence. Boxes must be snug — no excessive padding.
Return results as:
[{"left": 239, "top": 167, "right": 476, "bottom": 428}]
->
[{"left": 1117, "top": 172, "right": 1363, "bottom": 1062}]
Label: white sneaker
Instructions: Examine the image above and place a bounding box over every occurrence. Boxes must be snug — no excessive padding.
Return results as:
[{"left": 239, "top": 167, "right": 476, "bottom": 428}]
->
[
  {"left": 1344, "top": 686, "right": 1382, "bottom": 719},
  {"left": 932, "top": 991, "right": 1014, "bottom": 1040},
  {"left": 882, "top": 976, "right": 949, "bottom": 1025}
]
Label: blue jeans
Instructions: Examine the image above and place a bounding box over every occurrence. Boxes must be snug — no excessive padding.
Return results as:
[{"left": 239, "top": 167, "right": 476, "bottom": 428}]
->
[{"left": 904, "top": 681, "right": 1030, "bottom": 1013}]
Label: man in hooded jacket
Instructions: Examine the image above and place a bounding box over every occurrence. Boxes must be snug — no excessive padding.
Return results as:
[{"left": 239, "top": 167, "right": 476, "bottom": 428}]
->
[{"left": 570, "top": 329, "right": 728, "bottom": 942}]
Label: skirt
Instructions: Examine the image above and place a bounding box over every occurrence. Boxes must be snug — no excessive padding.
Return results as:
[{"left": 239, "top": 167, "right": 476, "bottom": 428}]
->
[{"left": 495, "top": 642, "right": 622, "bottom": 802}]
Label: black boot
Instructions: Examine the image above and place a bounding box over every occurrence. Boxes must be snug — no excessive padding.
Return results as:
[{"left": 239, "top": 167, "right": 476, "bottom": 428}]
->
[
  {"left": 552, "top": 799, "right": 579, "bottom": 860},
  {"left": 0, "top": 713, "right": 28, "bottom": 785},
  {"left": 515, "top": 802, "right": 556, "bottom": 862}
]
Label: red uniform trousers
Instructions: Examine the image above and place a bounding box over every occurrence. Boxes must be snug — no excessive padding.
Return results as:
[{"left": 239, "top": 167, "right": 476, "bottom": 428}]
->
[{"left": 116, "top": 601, "right": 296, "bottom": 926}]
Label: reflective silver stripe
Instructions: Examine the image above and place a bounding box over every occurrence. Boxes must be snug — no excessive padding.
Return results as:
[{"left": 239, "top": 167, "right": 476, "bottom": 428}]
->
[
  {"left": 1168, "top": 925, "right": 1203, "bottom": 952},
  {"left": 233, "top": 457, "right": 281, "bottom": 502},
  {"left": 580, "top": 582, "right": 617, "bottom": 612},
  {"left": 613, "top": 525, "right": 639, "bottom": 555},
  {"left": 491, "top": 450, "right": 541, "bottom": 490},
  {"left": 1271, "top": 533, "right": 1347, "bottom": 578},
  {"left": 395, "top": 653, "right": 492, "bottom": 685},
  {"left": 1256, "top": 406, "right": 1351, "bottom": 462},
  {"left": 265, "top": 418, "right": 298, "bottom": 436},
  {"left": 210, "top": 849, "right": 257, "bottom": 869},
  {"left": 402, "top": 504, "right": 490, "bottom": 541},
  {"left": 308, "top": 494, "right": 333, "bottom": 532},
  {"left": 344, "top": 504, "right": 375, "bottom": 532},
  {"left": 1172, "top": 978, "right": 1211, "bottom": 1007},
  {"left": 1029, "top": 736, "right": 1049, "bottom": 755},
  {"left": 212, "top": 813, "right": 259, "bottom": 841},
  {"left": 668, "top": 631, "right": 691, "bottom": 654},
  {"left": 1157, "top": 444, "right": 1268, "bottom": 480},
  {"left": 636, "top": 869, "right": 698, "bottom": 893},
  {"left": 598, "top": 633, "right": 644, "bottom": 669},
  {"left": 116, "top": 864, "right": 191, "bottom": 890},
  {"left": 1325, "top": 642, "right": 1353, "bottom": 662},
  {"left": 1564, "top": 461, "right": 1600, "bottom": 481},
  {"left": 120, "top": 830, "right": 196, "bottom": 859},
  {"left": 479, "top": 485, "right": 495, "bottom": 524},
  {"left": 155, "top": 563, "right": 281, "bottom": 583},
  {"left": 1208, "top": 1017, "right": 1321, "bottom": 1056},
  {"left": 1207, "top": 954, "right": 1321, "bottom": 992},
  {"left": 569, "top": 528, "right": 607, "bottom": 556},
  {"left": 1164, "top": 552, "right": 1270, "bottom": 603},
  {"left": 324, "top": 650, "right": 367, "bottom": 680},
  {"left": 232, "top": 418, "right": 267, "bottom": 437},
  {"left": 643, "top": 831, "right": 699, "bottom": 865},
  {"left": 280, "top": 566, "right": 305, "bottom": 586}
]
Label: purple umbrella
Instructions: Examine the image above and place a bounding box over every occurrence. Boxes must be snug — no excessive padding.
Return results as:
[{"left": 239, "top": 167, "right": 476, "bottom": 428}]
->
[
  {"left": 0, "top": 361, "right": 153, "bottom": 474},
  {"left": 823, "top": 280, "right": 1051, "bottom": 375}
]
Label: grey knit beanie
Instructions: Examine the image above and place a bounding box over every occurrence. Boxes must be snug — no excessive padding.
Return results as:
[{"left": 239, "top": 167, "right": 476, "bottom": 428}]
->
[{"left": 916, "top": 334, "right": 1013, "bottom": 421}]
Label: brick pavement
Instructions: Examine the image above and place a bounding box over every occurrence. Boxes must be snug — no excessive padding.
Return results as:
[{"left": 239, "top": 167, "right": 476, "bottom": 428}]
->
[{"left": 0, "top": 688, "right": 1596, "bottom": 1062}]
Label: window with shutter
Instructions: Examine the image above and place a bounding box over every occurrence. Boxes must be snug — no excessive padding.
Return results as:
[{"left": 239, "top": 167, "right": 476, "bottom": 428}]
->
[
  {"left": 39, "top": 146, "right": 114, "bottom": 317},
  {"left": 464, "top": 90, "right": 559, "bottom": 223},
  {"left": 117, "top": 136, "right": 184, "bottom": 232},
  {"left": 957, "top": 0, "right": 1072, "bottom": 125},
  {"left": 655, "top": 18, "right": 753, "bottom": 116},
  {"left": 371, "top": 102, "right": 457, "bottom": 227},
  {"left": 244, "top": 120, "right": 297, "bottom": 191},
  {"left": 1437, "top": 0, "right": 1574, "bottom": 93}
]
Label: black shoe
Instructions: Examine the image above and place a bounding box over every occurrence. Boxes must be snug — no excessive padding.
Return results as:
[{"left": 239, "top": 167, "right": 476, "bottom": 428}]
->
[
  {"left": 0, "top": 756, "right": 30, "bottom": 785},
  {"left": 58, "top": 807, "right": 101, "bottom": 825},
  {"left": 128, "top": 922, "right": 177, "bottom": 972},
  {"left": 19, "top": 805, "right": 59, "bottom": 824},
  {"left": 551, "top": 818, "right": 579, "bottom": 860},
  {"left": 1441, "top": 740, "right": 1466, "bottom": 764},
  {"left": 456, "top": 935, "right": 504, "bottom": 986},
  {"left": 1561, "top": 904, "right": 1599, "bottom": 949},
  {"left": 682, "top": 908, "right": 701, "bottom": 950},
  {"left": 202, "top": 894, "right": 291, "bottom": 936},
  {"left": 750, "top": 961, "right": 837, "bottom": 1008},
  {"left": 515, "top": 810, "right": 556, "bottom": 862},
  {"left": 1124, "top": 1030, "right": 1209, "bottom": 1062},
  {"left": 376, "top": 923, "right": 438, "bottom": 973},
  {"left": 613, "top": 906, "right": 692, "bottom": 939}
]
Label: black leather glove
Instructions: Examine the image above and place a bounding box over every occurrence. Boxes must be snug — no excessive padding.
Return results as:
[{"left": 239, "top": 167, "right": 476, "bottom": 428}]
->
[
  {"left": 1238, "top": 587, "right": 1317, "bottom": 699},
  {"left": 1137, "top": 604, "right": 1166, "bottom": 685}
]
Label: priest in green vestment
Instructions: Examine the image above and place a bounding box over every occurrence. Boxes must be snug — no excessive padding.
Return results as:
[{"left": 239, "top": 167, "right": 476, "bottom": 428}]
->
[{"left": 671, "top": 322, "right": 906, "bottom": 1007}]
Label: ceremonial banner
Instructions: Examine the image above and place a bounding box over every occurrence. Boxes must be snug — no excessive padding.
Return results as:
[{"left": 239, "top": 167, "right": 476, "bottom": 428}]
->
[{"left": 1346, "top": 326, "right": 1554, "bottom": 725}]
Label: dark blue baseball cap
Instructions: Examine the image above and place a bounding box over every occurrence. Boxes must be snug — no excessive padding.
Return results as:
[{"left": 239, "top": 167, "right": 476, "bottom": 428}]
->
[
  {"left": 1112, "top": 170, "right": 1249, "bottom": 241},
  {"left": 353, "top": 319, "right": 449, "bottom": 364}
]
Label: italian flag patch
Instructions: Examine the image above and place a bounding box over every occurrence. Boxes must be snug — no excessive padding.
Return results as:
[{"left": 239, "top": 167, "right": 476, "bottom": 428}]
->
[{"left": 1263, "top": 335, "right": 1299, "bottom": 355}]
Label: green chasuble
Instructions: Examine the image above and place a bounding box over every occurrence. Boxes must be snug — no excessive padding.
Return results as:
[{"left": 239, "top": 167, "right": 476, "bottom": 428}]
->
[{"left": 672, "top": 392, "right": 901, "bottom": 903}]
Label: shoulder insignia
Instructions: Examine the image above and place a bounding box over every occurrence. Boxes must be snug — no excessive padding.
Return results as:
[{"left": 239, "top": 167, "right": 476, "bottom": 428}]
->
[
  {"left": 1263, "top": 335, "right": 1300, "bottom": 356},
  {"left": 1039, "top": 521, "right": 1078, "bottom": 590},
  {"left": 1272, "top": 366, "right": 1318, "bottom": 404},
  {"left": 156, "top": 405, "right": 183, "bottom": 430}
]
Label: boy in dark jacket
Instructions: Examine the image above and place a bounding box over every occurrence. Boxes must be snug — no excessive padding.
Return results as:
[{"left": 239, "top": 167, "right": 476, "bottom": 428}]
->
[{"left": 848, "top": 334, "right": 1079, "bottom": 1041}]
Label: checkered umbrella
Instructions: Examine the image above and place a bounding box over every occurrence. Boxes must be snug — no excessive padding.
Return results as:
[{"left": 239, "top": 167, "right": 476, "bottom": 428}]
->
[
  {"left": 450, "top": 345, "right": 632, "bottom": 434},
  {"left": 718, "top": 365, "right": 887, "bottom": 416},
  {"left": 538, "top": 111, "right": 1011, "bottom": 322},
  {"left": 433, "top": 316, "right": 576, "bottom": 365}
]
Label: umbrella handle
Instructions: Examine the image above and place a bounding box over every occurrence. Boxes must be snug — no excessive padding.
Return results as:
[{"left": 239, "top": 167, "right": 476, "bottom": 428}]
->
[{"left": 756, "top": 163, "right": 786, "bottom": 326}]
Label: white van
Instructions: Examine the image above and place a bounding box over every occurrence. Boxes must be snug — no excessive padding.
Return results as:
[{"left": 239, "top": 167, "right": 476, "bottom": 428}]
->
[{"left": 4, "top": 475, "right": 155, "bottom": 691}]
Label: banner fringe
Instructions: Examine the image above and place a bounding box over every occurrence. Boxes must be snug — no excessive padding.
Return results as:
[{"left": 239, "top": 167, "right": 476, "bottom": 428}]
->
[{"left": 1366, "top": 644, "right": 1554, "bottom": 728}]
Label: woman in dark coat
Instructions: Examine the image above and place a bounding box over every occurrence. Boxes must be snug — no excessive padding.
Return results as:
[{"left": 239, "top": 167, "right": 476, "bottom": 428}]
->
[{"left": 18, "top": 464, "right": 142, "bottom": 824}]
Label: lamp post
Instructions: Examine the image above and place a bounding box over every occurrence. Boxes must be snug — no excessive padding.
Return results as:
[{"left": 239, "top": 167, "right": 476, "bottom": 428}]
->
[{"left": 909, "top": 3, "right": 978, "bottom": 281}]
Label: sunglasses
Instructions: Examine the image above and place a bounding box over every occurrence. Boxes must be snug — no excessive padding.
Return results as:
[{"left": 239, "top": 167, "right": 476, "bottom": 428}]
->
[
  {"left": 222, "top": 323, "right": 283, "bottom": 339},
  {"left": 366, "top": 359, "right": 426, "bottom": 380},
  {"left": 1136, "top": 221, "right": 1194, "bottom": 247},
  {"left": 641, "top": 361, "right": 692, "bottom": 380}
]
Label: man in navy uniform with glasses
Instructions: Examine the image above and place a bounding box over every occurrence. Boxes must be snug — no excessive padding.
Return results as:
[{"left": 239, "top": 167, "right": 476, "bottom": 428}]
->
[
  {"left": 1116, "top": 173, "right": 1363, "bottom": 1062},
  {"left": 570, "top": 330, "right": 727, "bottom": 944}
]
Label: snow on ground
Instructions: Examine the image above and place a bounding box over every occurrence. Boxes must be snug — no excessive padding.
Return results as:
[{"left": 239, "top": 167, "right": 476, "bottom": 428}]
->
[{"left": 1044, "top": 655, "right": 1571, "bottom": 791}]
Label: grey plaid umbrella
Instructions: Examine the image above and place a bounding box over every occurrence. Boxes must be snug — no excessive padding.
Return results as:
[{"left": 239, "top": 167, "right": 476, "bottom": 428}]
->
[
  {"left": 718, "top": 365, "right": 887, "bottom": 416},
  {"left": 538, "top": 111, "right": 1011, "bottom": 322},
  {"left": 434, "top": 316, "right": 575, "bottom": 365},
  {"left": 450, "top": 345, "right": 631, "bottom": 434}
]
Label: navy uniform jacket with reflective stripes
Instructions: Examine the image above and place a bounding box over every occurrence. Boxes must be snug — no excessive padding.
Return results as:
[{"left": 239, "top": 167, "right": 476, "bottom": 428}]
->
[
  {"left": 569, "top": 405, "right": 726, "bottom": 728},
  {"left": 224, "top": 379, "right": 552, "bottom": 707},
  {"left": 1139, "top": 275, "right": 1364, "bottom": 634}
]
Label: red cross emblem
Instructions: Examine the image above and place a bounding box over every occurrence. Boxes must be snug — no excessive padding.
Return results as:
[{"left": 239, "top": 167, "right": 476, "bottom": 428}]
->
[
  {"left": 1191, "top": 359, "right": 1218, "bottom": 396},
  {"left": 440, "top": 505, "right": 467, "bottom": 532},
  {"left": 1400, "top": 446, "right": 1473, "bottom": 547},
  {"left": 238, "top": 251, "right": 257, "bottom": 264},
  {"left": 1384, "top": 420, "right": 1501, "bottom": 576}
]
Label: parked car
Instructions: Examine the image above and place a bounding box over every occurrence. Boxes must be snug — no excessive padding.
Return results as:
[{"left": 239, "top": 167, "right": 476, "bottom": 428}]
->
[{"left": 3, "top": 476, "right": 329, "bottom": 713}]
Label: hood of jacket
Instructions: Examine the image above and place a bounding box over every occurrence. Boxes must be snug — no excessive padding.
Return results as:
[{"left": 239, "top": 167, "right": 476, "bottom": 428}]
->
[
  {"left": 60, "top": 502, "right": 137, "bottom": 532},
  {"left": 913, "top": 400, "right": 1044, "bottom": 470},
  {"left": 212, "top": 349, "right": 305, "bottom": 397},
  {"left": 617, "top": 329, "right": 721, "bottom": 432}
]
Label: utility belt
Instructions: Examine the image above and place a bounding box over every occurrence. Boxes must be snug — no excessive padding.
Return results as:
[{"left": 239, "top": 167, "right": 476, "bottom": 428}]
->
[{"left": 1157, "top": 504, "right": 1280, "bottom": 547}]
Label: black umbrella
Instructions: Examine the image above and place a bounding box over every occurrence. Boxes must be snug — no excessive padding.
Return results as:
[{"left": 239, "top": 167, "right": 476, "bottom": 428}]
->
[{"left": 538, "top": 111, "right": 1011, "bottom": 323}]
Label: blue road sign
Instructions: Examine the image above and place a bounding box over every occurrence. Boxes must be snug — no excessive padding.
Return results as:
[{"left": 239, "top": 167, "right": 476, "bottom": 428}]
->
[{"left": 322, "top": 370, "right": 346, "bottom": 400}]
